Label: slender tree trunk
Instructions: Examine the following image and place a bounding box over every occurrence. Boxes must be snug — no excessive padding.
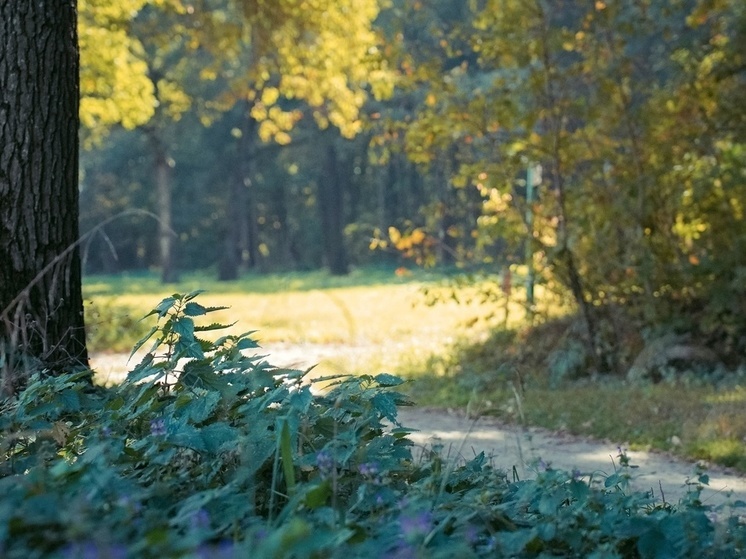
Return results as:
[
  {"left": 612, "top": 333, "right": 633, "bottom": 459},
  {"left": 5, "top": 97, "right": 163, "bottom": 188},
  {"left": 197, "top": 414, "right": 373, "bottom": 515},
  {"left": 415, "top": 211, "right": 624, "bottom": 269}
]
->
[
  {"left": 535, "top": 0, "right": 603, "bottom": 370},
  {"left": 149, "top": 132, "right": 177, "bottom": 283},
  {"left": 0, "top": 0, "right": 89, "bottom": 391},
  {"left": 318, "top": 133, "right": 349, "bottom": 275}
]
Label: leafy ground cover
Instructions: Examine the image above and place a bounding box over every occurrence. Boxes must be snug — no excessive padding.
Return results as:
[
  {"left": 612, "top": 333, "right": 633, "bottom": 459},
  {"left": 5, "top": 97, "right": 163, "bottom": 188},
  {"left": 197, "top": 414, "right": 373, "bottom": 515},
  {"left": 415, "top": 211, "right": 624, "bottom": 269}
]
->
[{"left": 3, "top": 292, "right": 745, "bottom": 558}]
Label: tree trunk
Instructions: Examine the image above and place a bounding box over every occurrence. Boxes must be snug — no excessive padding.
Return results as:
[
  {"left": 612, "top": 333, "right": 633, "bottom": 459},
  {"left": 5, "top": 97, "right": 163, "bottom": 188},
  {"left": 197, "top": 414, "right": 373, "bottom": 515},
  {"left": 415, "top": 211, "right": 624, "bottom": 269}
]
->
[
  {"left": 219, "top": 111, "right": 258, "bottom": 280},
  {"left": 318, "top": 134, "right": 349, "bottom": 275},
  {"left": 154, "top": 142, "right": 178, "bottom": 283},
  {"left": 0, "top": 0, "right": 89, "bottom": 391}
]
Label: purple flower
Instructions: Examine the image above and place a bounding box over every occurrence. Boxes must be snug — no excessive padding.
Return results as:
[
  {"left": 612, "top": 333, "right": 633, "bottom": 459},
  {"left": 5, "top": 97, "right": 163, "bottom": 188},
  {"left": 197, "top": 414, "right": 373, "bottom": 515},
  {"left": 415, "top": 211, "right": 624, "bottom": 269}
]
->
[
  {"left": 316, "top": 450, "right": 335, "bottom": 476},
  {"left": 150, "top": 418, "right": 167, "bottom": 437},
  {"left": 358, "top": 462, "right": 380, "bottom": 477},
  {"left": 191, "top": 508, "right": 210, "bottom": 530},
  {"left": 400, "top": 511, "right": 432, "bottom": 539},
  {"left": 464, "top": 524, "right": 480, "bottom": 545}
]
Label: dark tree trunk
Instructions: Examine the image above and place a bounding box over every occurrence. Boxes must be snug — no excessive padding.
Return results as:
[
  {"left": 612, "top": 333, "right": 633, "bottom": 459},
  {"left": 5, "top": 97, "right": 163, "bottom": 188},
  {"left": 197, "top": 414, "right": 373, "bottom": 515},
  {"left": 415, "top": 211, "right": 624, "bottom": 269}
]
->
[
  {"left": 219, "top": 112, "right": 258, "bottom": 280},
  {"left": 0, "top": 0, "right": 89, "bottom": 391},
  {"left": 154, "top": 140, "right": 178, "bottom": 283},
  {"left": 318, "top": 134, "right": 349, "bottom": 275}
]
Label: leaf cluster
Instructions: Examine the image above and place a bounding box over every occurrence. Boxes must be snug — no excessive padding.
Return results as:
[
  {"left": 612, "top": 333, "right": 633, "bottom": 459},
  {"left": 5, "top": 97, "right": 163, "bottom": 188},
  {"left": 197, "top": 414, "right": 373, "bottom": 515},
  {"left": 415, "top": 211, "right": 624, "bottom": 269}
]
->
[{"left": 1, "top": 294, "right": 744, "bottom": 557}]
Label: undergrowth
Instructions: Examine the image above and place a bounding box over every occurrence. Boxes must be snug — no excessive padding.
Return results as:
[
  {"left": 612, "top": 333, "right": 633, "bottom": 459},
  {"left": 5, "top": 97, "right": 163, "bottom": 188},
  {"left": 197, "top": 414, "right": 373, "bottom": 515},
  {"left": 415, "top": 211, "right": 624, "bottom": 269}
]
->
[
  {"left": 404, "top": 322, "right": 746, "bottom": 472},
  {"left": 1, "top": 292, "right": 745, "bottom": 557}
]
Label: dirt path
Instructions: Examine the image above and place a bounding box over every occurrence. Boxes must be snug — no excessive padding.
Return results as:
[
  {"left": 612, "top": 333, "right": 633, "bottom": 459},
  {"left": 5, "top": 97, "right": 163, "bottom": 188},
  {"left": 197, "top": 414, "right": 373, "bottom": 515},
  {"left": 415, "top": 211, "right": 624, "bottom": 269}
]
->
[{"left": 90, "top": 345, "right": 746, "bottom": 509}]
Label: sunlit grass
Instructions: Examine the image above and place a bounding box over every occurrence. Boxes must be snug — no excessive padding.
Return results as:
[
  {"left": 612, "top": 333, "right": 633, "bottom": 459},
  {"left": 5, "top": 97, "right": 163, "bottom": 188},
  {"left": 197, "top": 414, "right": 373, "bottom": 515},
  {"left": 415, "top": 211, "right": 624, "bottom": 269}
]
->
[{"left": 84, "top": 270, "right": 515, "bottom": 350}]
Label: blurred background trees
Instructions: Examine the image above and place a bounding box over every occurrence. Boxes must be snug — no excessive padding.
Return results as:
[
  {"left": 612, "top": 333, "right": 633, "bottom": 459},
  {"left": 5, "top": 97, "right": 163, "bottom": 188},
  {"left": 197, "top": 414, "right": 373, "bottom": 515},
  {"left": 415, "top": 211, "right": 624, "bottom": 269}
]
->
[{"left": 78, "top": 0, "right": 745, "bottom": 366}]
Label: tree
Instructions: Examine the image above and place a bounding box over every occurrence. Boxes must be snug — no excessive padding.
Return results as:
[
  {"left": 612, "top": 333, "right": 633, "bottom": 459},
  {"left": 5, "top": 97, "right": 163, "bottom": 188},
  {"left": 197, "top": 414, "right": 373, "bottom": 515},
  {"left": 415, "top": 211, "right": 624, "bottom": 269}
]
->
[{"left": 0, "top": 0, "right": 88, "bottom": 392}]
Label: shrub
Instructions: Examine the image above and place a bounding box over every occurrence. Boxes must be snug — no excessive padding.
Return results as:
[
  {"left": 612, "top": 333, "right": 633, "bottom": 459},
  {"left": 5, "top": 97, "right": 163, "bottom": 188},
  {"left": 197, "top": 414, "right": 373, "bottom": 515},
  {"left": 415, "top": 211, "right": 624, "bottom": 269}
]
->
[{"left": 1, "top": 292, "right": 744, "bottom": 558}]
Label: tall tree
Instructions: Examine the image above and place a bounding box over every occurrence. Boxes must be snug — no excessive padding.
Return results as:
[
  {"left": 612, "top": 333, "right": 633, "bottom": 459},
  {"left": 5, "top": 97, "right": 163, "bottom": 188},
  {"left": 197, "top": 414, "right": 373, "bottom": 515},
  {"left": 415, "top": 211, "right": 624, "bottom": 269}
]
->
[{"left": 0, "top": 0, "right": 88, "bottom": 391}]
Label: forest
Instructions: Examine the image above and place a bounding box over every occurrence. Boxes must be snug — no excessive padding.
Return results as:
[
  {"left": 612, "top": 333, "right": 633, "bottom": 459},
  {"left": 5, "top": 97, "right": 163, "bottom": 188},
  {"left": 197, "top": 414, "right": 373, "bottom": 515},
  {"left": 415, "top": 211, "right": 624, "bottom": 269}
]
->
[
  {"left": 1, "top": 0, "right": 745, "bottom": 557},
  {"left": 79, "top": 0, "right": 746, "bottom": 372}
]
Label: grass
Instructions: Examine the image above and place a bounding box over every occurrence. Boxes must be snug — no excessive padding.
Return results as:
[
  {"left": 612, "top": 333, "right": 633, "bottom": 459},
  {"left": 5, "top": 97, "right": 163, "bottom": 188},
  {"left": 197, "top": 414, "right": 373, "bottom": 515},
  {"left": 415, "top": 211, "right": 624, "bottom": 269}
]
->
[
  {"left": 83, "top": 268, "right": 746, "bottom": 473},
  {"left": 402, "top": 325, "right": 746, "bottom": 473}
]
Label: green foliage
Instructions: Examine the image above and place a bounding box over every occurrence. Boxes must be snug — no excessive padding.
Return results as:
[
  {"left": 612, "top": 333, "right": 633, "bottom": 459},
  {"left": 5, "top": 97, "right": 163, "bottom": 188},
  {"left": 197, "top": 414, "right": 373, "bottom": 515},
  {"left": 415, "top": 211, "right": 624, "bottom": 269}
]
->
[{"left": 2, "top": 294, "right": 745, "bottom": 557}]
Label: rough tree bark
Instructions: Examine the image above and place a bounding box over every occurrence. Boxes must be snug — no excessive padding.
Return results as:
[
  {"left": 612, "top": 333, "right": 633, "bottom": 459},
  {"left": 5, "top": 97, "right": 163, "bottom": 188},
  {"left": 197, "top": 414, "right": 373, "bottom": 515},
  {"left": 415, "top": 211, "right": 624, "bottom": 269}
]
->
[{"left": 0, "top": 0, "right": 89, "bottom": 391}]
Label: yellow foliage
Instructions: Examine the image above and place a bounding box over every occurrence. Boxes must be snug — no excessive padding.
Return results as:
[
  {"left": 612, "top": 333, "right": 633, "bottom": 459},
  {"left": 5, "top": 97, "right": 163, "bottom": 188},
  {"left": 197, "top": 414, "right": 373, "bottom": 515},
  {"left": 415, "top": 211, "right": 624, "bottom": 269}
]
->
[{"left": 79, "top": 0, "right": 159, "bottom": 136}]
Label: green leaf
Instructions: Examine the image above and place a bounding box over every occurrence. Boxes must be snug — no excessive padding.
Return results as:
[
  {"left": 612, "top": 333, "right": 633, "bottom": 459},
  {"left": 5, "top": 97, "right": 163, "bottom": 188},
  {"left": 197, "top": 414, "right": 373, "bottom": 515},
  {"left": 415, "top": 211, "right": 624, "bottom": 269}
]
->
[
  {"left": 183, "top": 289, "right": 206, "bottom": 302},
  {"left": 170, "top": 423, "right": 207, "bottom": 452},
  {"left": 194, "top": 322, "right": 236, "bottom": 332},
  {"left": 236, "top": 337, "right": 260, "bottom": 350},
  {"left": 129, "top": 326, "right": 158, "bottom": 360},
  {"left": 172, "top": 317, "right": 195, "bottom": 339},
  {"left": 303, "top": 481, "right": 331, "bottom": 509},
  {"left": 151, "top": 296, "right": 177, "bottom": 318},
  {"left": 183, "top": 302, "right": 207, "bottom": 316},
  {"left": 373, "top": 373, "right": 405, "bottom": 387},
  {"left": 201, "top": 423, "right": 239, "bottom": 454},
  {"left": 371, "top": 392, "right": 398, "bottom": 423}
]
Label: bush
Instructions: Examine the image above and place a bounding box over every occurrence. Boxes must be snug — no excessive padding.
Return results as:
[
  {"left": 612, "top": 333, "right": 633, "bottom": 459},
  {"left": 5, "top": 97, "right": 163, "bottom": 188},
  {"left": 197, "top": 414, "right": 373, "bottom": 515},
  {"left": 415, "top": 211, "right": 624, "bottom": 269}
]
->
[{"left": 1, "top": 292, "right": 744, "bottom": 558}]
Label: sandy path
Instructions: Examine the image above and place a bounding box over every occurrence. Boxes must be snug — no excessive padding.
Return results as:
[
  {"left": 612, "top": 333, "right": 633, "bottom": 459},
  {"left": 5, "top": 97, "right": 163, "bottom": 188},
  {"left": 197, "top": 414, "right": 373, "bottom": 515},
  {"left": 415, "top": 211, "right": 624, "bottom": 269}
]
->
[{"left": 90, "top": 346, "right": 746, "bottom": 509}]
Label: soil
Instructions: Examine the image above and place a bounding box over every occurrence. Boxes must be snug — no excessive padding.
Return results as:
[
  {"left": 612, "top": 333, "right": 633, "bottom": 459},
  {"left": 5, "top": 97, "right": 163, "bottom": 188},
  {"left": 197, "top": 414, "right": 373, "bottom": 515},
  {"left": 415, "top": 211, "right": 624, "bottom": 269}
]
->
[{"left": 90, "top": 344, "right": 746, "bottom": 509}]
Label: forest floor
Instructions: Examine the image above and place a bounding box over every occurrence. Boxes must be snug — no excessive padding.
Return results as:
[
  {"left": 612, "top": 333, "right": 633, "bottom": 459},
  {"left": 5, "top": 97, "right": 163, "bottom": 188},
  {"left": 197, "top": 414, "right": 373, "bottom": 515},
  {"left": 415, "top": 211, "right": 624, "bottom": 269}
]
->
[{"left": 90, "top": 344, "right": 746, "bottom": 509}]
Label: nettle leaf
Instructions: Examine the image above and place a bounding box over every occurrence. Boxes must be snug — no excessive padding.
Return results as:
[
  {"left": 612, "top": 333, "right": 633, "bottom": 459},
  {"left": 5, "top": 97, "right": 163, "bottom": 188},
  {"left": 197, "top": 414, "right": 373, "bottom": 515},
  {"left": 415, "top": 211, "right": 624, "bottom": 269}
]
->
[
  {"left": 179, "top": 360, "right": 229, "bottom": 392},
  {"left": 125, "top": 354, "right": 163, "bottom": 384},
  {"left": 129, "top": 326, "right": 158, "bottom": 360},
  {"left": 175, "top": 390, "right": 222, "bottom": 425},
  {"left": 183, "top": 302, "right": 207, "bottom": 317},
  {"left": 183, "top": 289, "right": 206, "bottom": 302},
  {"left": 201, "top": 423, "right": 239, "bottom": 454},
  {"left": 195, "top": 322, "right": 236, "bottom": 333},
  {"left": 371, "top": 392, "right": 398, "bottom": 423},
  {"left": 148, "top": 296, "right": 177, "bottom": 318},
  {"left": 236, "top": 337, "right": 260, "bottom": 350},
  {"left": 170, "top": 423, "right": 207, "bottom": 452},
  {"left": 373, "top": 373, "right": 405, "bottom": 387},
  {"left": 172, "top": 316, "right": 195, "bottom": 339}
]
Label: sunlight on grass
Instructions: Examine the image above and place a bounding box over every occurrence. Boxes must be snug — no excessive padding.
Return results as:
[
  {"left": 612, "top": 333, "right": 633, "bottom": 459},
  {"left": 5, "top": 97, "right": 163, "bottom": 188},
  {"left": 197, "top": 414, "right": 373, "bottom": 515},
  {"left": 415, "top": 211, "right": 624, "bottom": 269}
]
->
[{"left": 83, "top": 269, "right": 538, "bottom": 353}]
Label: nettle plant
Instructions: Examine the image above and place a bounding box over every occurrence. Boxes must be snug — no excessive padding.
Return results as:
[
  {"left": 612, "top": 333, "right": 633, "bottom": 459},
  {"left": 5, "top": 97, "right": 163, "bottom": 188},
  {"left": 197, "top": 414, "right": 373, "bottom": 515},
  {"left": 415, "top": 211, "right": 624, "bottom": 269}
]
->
[{"left": 0, "top": 291, "right": 744, "bottom": 558}]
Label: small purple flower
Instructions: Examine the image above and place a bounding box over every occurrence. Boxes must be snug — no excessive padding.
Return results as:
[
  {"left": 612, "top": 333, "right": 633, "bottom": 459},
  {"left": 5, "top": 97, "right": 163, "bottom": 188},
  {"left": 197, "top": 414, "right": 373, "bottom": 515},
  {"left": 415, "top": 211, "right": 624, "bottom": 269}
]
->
[
  {"left": 464, "top": 524, "right": 480, "bottom": 545},
  {"left": 316, "top": 450, "right": 335, "bottom": 476},
  {"left": 358, "top": 462, "right": 382, "bottom": 483},
  {"left": 150, "top": 418, "right": 167, "bottom": 437},
  {"left": 191, "top": 508, "right": 210, "bottom": 530},
  {"left": 101, "top": 426, "right": 112, "bottom": 437},
  {"left": 400, "top": 511, "right": 432, "bottom": 539}
]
